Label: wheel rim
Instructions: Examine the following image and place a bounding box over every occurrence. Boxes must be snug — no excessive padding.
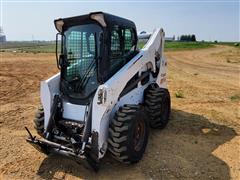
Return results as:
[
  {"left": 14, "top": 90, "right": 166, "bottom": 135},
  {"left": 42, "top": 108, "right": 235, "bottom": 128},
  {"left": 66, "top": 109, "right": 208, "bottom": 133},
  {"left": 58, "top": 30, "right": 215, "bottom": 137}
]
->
[{"left": 133, "top": 118, "right": 145, "bottom": 152}]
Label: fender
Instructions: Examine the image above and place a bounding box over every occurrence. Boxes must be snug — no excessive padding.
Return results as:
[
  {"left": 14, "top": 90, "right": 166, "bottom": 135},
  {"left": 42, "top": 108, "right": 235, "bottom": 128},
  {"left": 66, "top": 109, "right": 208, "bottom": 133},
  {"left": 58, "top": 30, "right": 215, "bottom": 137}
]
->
[{"left": 40, "top": 73, "right": 60, "bottom": 129}]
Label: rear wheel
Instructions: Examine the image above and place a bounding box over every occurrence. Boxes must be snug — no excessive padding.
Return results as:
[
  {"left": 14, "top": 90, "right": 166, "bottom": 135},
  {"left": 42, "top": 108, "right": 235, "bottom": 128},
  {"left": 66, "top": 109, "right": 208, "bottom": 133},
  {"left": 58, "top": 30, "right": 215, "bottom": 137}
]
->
[
  {"left": 145, "top": 84, "right": 171, "bottom": 129},
  {"left": 33, "top": 105, "right": 44, "bottom": 137},
  {"left": 108, "top": 105, "right": 149, "bottom": 164}
]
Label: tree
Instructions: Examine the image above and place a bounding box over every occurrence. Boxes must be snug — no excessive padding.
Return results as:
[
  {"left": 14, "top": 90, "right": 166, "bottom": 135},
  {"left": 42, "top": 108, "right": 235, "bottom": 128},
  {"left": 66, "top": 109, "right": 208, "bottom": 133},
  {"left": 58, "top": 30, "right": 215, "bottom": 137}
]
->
[
  {"left": 191, "top": 34, "right": 196, "bottom": 41},
  {"left": 180, "top": 34, "right": 196, "bottom": 41}
]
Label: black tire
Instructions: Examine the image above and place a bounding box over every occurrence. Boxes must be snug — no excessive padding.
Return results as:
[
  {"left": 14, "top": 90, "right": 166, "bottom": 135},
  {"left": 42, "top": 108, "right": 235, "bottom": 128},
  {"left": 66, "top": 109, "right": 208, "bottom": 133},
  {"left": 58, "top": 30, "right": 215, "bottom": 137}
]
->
[
  {"left": 33, "top": 105, "right": 44, "bottom": 137},
  {"left": 144, "top": 84, "right": 171, "bottom": 129},
  {"left": 108, "top": 105, "right": 149, "bottom": 164}
]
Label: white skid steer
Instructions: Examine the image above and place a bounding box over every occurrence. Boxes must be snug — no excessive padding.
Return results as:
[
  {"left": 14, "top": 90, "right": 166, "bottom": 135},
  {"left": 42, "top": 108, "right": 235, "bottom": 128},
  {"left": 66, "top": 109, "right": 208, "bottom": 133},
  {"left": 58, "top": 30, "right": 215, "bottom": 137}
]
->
[{"left": 25, "top": 12, "right": 171, "bottom": 170}]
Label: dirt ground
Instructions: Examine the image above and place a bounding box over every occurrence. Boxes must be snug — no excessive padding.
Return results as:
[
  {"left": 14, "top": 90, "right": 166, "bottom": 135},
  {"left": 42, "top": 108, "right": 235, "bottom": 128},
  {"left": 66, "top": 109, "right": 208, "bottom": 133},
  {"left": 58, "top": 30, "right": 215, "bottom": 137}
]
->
[{"left": 0, "top": 45, "right": 239, "bottom": 180}]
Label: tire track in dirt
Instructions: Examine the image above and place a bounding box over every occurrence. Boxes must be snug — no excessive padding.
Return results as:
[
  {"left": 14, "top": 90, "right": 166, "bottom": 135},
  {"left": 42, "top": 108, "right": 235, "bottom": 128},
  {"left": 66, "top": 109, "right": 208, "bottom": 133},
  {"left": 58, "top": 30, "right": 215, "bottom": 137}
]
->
[{"left": 167, "top": 46, "right": 240, "bottom": 89}]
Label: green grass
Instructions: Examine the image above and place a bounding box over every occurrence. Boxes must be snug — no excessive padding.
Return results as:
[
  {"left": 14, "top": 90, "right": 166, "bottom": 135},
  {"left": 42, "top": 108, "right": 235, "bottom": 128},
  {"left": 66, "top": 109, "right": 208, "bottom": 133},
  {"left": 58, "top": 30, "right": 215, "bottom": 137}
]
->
[
  {"left": 165, "top": 41, "right": 213, "bottom": 51},
  {"left": 230, "top": 94, "right": 240, "bottom": 101},
  {"left": 0, "top": 41, "right": 56, "bottom": 53},
  {"left": 214, "top": 42, "right": 240, "bottom": 48},
  {"left": 1, "top": 40, "right": 239, "bottom": 54},
  {"left": 175, "top": 90, "right": 184, "bottom": 98},
  {"left": 138, "top": 41, "right": 214, "bottom": 51}
]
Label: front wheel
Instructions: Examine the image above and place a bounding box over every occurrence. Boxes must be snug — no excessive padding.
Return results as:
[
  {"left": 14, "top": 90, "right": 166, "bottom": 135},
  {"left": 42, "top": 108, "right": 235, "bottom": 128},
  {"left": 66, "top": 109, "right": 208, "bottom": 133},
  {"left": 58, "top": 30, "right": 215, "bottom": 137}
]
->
[
  {"left": 108, "top": 105, "right": 149, "bottom": 164},
  {"left": 33, "top": 105, "right": 44, "bottom": 137}
]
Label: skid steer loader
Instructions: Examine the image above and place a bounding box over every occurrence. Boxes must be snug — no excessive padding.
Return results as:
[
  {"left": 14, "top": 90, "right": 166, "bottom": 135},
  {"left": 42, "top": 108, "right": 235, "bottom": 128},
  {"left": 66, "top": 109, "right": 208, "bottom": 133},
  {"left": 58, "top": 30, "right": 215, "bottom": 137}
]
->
[{"left": 25, "top": 12, "right": 171, "bottom": 170}]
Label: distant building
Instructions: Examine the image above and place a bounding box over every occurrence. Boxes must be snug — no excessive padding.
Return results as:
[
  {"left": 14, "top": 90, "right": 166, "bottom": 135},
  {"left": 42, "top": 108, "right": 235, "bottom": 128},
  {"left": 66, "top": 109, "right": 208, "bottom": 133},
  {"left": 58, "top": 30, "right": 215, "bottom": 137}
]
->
[
  {"left": 165, "top": 36, "right": 175, "bottom": 42},
  {"left": 0, "top": 26, "right": 6, "bottom": 42}
]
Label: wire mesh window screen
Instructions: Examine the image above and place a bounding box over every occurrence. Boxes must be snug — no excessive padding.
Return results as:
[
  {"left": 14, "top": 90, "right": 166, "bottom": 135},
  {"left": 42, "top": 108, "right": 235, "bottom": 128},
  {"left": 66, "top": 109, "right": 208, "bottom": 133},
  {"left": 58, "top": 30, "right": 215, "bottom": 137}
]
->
[
  {"left": 124, "top": 29, "right": 133, "bottom": 52},
  {"left": 109, "top": 26, "right": 135, "bottom": 77},
  {"left": 89, "top": 34, "right": 95, "bottom": 52},
  {"left": 66, "top": 31, "right": 96, "bottom": 79},
  {"left": 62, "top": 24, "right": 101, "bottom": 98},
  {"left": 66, "top": 31, "right": 81, "bottom": 78},
  {"left": 109, "top": 27, "right": 122, "bottom": 75},
  {"left": 110, "top": 30, "right": 121, "bottom": 57}
]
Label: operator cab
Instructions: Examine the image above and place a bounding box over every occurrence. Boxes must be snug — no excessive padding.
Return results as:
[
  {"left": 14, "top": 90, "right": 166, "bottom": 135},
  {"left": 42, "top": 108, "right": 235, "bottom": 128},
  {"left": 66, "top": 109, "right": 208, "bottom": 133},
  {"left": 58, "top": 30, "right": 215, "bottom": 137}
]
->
[{"left": 54, "top": 12, "right": 138, "bottom": 105}]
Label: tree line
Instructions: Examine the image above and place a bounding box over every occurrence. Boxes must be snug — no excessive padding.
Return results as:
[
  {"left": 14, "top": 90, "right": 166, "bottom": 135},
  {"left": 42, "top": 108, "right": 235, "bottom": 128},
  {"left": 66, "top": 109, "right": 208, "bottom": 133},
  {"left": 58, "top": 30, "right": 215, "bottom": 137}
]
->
[{"left": 179, "top": 34, "right": 196, "bottom": 42}]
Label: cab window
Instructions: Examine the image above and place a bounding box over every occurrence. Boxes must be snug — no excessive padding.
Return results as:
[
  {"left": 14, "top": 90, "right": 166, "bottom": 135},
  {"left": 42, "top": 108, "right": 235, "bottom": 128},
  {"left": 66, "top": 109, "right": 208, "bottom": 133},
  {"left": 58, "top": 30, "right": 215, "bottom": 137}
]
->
[{"left": 109, "top": 26, "right": 136, "bottom": 77}]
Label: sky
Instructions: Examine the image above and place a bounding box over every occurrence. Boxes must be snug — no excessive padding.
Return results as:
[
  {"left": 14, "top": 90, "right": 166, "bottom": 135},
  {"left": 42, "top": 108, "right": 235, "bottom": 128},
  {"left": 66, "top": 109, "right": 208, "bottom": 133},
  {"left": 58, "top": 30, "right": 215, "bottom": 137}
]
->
[{"left": 0, "top": 0, "right": 239, "bottom": 42}]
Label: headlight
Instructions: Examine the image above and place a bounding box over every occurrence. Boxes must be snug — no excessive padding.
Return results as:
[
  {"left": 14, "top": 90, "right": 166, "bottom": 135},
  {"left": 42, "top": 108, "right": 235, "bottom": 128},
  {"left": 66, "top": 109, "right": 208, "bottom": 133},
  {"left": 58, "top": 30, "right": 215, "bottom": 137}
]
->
[
  {"left": 97, "top": 87, "right": 107, "bottom": 104},
  {"left": 54, "top": 19, "right": 64, "bottom": 32},
  {"left": 90, "top": 13, "right": 106, "bottom": 27}
]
